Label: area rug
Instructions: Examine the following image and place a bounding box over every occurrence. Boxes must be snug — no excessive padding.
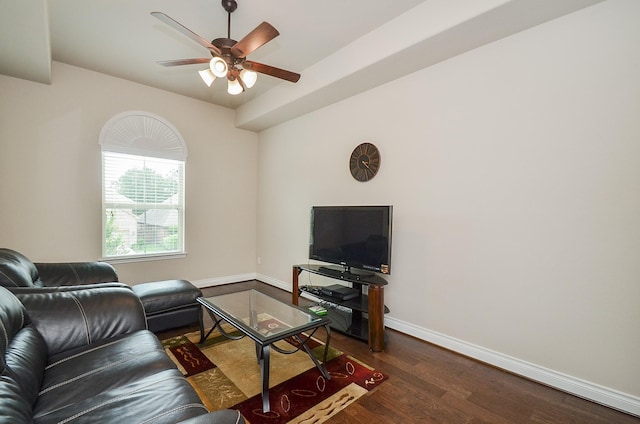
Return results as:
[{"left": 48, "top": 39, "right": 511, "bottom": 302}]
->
[{"left": 162, "top": 325, "right": 387, "bottom": 424}]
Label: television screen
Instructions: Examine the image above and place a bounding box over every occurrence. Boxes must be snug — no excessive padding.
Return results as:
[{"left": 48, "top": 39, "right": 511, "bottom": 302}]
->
[{"left": 309, "top": 205, "right": 392, "bottom": 274}]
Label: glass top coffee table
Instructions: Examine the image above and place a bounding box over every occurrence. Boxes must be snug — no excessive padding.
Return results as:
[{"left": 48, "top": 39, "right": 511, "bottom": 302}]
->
[{"left": 197, "top": 289, "right": 331, "bottom": 413}]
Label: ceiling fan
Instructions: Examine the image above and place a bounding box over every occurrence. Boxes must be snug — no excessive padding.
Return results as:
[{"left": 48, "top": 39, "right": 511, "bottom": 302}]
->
[{"left": 152, "top": 0, "right": 300, "bottom": 95}]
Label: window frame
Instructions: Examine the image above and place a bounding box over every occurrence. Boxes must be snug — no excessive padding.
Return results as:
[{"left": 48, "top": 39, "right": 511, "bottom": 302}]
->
[{"left": 99, "top": 111, "right": 188, "bottom": 262}]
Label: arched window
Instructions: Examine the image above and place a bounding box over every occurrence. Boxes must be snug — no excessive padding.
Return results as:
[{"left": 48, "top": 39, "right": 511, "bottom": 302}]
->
[{"left": 99, "top": 111, "right": 187, "bottom": 261}]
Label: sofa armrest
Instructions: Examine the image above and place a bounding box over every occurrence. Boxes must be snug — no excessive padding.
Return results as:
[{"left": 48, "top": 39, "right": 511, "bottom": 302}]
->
[
  {"left": 15, "top": 286, "right": 146, "bottom": 357},
  {"left": 35, "top": 261, "right": 119, "bottom": 286},
  {"left": 177, "top": 410, "right": 245, "bottom": 424}
]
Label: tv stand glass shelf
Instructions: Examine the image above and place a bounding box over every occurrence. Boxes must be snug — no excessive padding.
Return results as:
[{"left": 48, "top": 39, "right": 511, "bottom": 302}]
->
[{"left": 292, "top": 264, "right": 389, "bottom": 352}]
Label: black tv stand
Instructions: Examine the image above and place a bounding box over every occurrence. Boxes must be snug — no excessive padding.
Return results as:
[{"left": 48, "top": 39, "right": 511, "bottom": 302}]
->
[{"left": 292, "top": 264, "right": 389, "bottom": 352}]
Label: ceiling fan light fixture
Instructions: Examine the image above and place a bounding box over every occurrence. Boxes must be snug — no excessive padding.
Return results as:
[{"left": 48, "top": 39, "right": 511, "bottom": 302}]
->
[
  {"left": 209, "top": 57, "right": 228, "bottom": 78},
  {"left": 227, "top": 78, "right": 243, "bottom": 95},
  {"left": 240, "top": 69, "right": 257, "bottom": 88},
  {"left": 153, "top": 3, "right": 300, "bottom": 97},
  {"left": 198, "top": 69, "right": 216, "bottom": 87}
]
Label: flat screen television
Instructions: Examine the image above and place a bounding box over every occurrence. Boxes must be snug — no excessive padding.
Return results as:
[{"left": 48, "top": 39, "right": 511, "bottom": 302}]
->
[{"left": 309, "top": 205, "right": 392, "bottom": 275}]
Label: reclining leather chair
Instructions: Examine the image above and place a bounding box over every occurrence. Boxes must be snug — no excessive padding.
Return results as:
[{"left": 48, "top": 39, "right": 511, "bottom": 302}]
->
[
  {"left": 0, "top": 248, "right": 203, "bottom": 338},
  {"left": 0, "top": 248, "right": 121, "bottom": 289}
]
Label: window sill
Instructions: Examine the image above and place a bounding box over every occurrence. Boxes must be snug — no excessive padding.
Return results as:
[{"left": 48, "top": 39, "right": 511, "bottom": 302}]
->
[{"left": 102, "top": 252, "right": 187, "bottom": 264}]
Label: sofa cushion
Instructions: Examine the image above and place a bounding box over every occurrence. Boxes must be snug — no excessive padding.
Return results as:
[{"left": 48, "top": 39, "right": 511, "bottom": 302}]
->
[
  {"left": 34, "top": 261, "right": 119, "bottom": 286},
  {"left": 34, "top": 330, "right": 208, "bottom": 424},
  {"left": 0, "top": 248, "right": 43, "bottom": 288},
  {"left": 18, "top": 287, "right": 147, "bottom": 357}
]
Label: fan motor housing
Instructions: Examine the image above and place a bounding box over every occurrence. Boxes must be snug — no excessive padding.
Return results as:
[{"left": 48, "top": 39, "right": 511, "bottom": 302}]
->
[
  {"left": 211, "top": 38, "right": 241, "bottom": 65},
  {"left": 212, "top": 38, "right": 237, "bottom": 50}
]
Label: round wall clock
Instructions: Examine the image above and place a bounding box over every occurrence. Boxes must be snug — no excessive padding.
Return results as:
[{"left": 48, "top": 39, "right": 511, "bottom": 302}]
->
[{"left": 349, "top": 142, "right": 381, "bottom": 182}]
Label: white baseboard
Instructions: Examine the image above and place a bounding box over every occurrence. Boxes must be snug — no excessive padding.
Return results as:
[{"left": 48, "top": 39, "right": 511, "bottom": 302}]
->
[
  {"left": 248, "top": 275, "right": 640, "bottom": 417},
  {"left": 385, "top": 316, "right": 640, "bottom": 417},
  {"left": 192, "top": 273, "right": 257, "bottom": 289},
  {"left": 256, "top": 273, "right": 290, "bottom": 291}
]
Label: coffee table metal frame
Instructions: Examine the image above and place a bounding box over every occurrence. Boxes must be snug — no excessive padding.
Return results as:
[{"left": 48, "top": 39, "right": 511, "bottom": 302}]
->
[{"left": 197, "top": 290, "right": 331, "bottom": 413}]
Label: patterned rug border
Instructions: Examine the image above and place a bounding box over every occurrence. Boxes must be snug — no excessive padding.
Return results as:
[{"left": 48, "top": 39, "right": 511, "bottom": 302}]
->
[{"left": 162, "top": 328, "right": 387, "bottom": 424}]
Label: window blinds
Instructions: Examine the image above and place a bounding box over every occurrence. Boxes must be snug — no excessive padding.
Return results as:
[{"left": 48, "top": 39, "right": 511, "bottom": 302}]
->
[{"left": 100, "top": 111, "right": 186, "bottom": 259}]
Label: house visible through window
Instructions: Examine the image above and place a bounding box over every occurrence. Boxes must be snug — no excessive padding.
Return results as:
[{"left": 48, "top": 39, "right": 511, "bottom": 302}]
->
[
  {"left": 99, "top": 111, "right": 187, "bottom": 260},
  {"left": 103, "top": 152, "right": 184, "bottom": 257}
]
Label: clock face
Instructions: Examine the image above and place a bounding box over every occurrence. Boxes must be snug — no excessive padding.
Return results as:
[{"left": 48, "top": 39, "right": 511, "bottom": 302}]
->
[{"left": 349, "top": 142, "right": 380, "bottom": 182}]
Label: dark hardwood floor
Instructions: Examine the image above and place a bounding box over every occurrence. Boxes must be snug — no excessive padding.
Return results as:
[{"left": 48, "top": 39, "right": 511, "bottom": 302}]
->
[{"left": 157, "top": 281, "right": 639, "bottom": 424}]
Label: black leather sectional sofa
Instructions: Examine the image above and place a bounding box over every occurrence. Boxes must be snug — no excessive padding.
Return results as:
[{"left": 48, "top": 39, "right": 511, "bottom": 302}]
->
[
  {"left": 0, "top": 248, "right": 204, "bottom": 338},
  {"left": 0, "top": 249, "right": 244, "bottom": 424}
]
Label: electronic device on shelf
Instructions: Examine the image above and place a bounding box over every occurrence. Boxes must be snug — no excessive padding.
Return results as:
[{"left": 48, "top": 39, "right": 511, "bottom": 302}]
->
[
  {"left": 309, "top": 205, "right": 393, "bottom": 275},
  {"left": 301, "top": 285, "right": 323, "bottom": 295},
  {"left": 319, "top": 284, "right": 360, "bottom": 301},
  {"left": 300, "top": 284, "right": 360, "bottom": 301},
  {"left": 318, "top": 266, "right": 373, "bottom": 281}
]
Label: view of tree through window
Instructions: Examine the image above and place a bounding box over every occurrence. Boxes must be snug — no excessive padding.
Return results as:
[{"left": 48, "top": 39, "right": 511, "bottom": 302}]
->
[
  {"left": 103, "top": 152, "right": 184, "bottom": 258},
  {"left": 115, "top": 167, "right": 178, "bottom": 203}
]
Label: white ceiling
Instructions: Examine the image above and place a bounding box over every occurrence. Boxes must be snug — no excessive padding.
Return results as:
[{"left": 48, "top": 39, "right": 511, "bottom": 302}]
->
[{"left": 0, "top": 0, "right": 604, "bottom": 131}]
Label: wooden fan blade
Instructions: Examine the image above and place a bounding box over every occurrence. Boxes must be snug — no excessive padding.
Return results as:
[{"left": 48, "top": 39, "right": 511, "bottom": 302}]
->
[
  {"left": 157, "top": 58, "right": 211, "bottom": 67},
  {"left": 230, "top": 22, "right": 279, "bottom": 58},
  {"left": 151, "top": 12, "right": 222, "bottom": 55},
  {"left": 243, "top": 61, "right": 300, "bottom": 83}
]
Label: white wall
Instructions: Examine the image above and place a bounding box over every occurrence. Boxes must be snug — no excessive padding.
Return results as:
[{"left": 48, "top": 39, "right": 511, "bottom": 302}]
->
[
  {"left": 0, "top": 62, "right": 258, "bottom": 284},
  {"left": 256, "top": 0, "right": 640, "bottom": 412}
]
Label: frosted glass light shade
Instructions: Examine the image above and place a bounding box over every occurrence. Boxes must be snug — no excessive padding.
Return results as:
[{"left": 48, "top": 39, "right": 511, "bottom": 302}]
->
[
  {"left": 209, "top": 57, "right": 228, "bottom": 78},
  {"left": 240, "top": 69, "right": 257, "bottom": 88},
  {"left": 198, "top": 69, "right": 216, "bottom": 87},
  {"left": 227, "top": 78, "right": 243, "bottom": 95}
]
